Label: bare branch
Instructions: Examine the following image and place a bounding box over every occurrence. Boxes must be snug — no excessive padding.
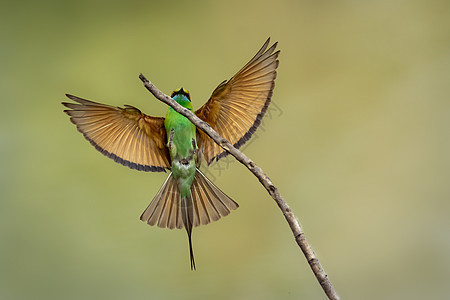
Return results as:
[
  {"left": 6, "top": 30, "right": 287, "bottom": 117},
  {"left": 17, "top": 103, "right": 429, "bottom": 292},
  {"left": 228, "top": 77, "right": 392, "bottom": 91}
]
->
[{"left": 139, "top": 73, "right": 340, "bottom": 300}]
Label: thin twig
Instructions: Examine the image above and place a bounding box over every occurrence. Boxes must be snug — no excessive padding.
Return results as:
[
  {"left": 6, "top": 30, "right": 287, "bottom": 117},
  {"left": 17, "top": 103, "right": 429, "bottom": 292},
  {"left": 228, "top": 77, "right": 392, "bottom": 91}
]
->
[{"left": 139, "top": 73, "right": 340, "bottom": 300}]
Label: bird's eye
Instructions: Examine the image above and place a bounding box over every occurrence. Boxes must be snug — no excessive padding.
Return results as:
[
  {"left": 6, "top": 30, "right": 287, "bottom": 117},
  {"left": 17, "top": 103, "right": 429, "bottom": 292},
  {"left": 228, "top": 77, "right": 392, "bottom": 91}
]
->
[{"left": 171, "top": 88, "right": 191, "bottom": 101}]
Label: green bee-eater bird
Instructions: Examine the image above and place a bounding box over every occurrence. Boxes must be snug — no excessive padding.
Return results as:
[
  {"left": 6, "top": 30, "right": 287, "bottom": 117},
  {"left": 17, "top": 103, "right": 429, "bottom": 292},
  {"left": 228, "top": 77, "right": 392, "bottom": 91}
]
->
[{"left": 62, "top": 38, "right": 279, "bottom": 269}]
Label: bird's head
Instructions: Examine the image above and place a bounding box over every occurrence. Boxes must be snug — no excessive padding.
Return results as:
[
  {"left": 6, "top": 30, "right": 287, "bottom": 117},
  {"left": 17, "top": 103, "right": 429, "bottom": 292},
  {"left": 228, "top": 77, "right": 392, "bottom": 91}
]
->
[
  {"left": 170, "top": 88, "right": 192, "bottom": 110},
  {"left": 171, "top": 88, "right": 191, "bottom": 102}
]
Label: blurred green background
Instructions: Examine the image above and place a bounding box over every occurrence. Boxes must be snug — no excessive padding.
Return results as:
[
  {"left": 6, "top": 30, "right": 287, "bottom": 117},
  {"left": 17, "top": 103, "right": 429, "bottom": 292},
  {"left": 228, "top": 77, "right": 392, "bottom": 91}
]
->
[{"left": 1, "top": 0, "right": 449, "bottom": 299}]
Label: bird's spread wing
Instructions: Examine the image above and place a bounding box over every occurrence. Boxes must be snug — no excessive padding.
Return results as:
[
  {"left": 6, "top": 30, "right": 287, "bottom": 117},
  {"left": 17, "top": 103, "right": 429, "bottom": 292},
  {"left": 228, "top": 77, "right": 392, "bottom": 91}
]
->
[
  {"left": 62, "top": 94, "right": 170, "bottom": 172},
  {"left": 195, "top": 38, "right": 280, "bottom": 164}
]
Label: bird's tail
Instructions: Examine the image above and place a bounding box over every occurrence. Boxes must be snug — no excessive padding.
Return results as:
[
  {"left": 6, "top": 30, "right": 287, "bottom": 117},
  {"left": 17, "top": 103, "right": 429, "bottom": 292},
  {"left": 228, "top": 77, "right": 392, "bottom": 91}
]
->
[
  {"left": 140, "top": 169, "right": 239, "bottom": 269},
  {"left": 181, "top": 195, "right": 195, "bottom": 270}
]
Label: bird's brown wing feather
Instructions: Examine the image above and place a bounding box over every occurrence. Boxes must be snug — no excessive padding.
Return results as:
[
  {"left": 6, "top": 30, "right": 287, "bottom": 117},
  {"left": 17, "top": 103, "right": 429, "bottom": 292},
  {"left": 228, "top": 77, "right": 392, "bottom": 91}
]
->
[
  {"left": 63, "top": 94, "right": 170, "bottom": 172},
  {"left": 195, "top": 38, "right": 280, "bottom": 164}
]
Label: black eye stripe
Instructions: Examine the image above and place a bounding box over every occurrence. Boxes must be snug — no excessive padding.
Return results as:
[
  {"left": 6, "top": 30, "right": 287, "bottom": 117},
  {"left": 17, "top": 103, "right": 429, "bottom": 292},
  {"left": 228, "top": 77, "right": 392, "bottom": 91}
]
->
[{"left": 171, "top": 88, "right": 191, "bottom": 101}]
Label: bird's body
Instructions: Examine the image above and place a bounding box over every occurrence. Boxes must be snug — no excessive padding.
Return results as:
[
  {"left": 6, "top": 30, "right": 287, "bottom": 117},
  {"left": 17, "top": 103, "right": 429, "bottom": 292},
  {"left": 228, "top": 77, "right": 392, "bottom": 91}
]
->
[
  {"left": 165, "top": 93, "right": 197, "bottom": 196},
  {"left": 165, "top": 92, "right": 198, "bottom": 269},
  {"left": 62, "top": 38, "right": 280, "bottom": 269},
  {"left": 165, "top": 94, "right": 196, "bottom": 163}
]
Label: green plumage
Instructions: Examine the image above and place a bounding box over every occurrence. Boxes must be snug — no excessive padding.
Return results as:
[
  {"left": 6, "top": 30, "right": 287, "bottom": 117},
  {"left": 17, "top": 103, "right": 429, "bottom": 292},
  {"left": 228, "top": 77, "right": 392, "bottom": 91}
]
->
[
  {"left": 164, "top": 91, "right": 197, "bottom": 269},
  {"left": 165, "top": 93, "right": 197, "bottom": 197}
]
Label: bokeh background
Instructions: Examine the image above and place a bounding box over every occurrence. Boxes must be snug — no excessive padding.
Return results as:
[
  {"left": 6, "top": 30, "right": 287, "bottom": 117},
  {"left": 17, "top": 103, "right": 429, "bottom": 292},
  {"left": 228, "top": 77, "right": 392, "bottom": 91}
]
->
[{"left": 1, "top": 0, "right": 449, "bottom": 299}]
